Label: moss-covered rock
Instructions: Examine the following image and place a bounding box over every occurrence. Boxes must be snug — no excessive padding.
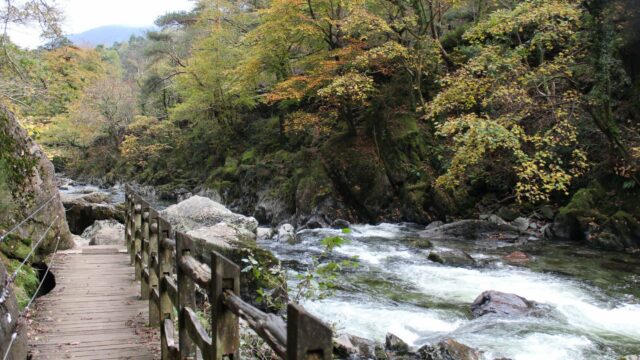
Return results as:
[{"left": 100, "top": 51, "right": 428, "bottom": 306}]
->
[{"left": 548, "top": 183, "right": 640, "bottom": 251}]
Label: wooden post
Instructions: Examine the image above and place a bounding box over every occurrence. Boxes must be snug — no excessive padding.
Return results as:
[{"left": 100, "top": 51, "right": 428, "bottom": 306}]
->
[
  {"left": 125, "top": 189, "right": 131, "bottom": 255},
  {"left": 286, "top": 303, "right": 332, "bottom": 360},
  {"left": 176, "top": 232, "right": 195, "bottom": 360},
  {"left": 211, "top": 251, "right": 240, "bottom": 360},
  {"left": 134, "top": 197, "right": 142, "bottom": 276},
  {"left": 158, "top": 217, "right": 174, "bottom": 322},
  {"left": 148, "top": 208, "right": 160, "bottom": 326},
  {"left": 141, "top": 201, "right": 151, "bottom": 300}
]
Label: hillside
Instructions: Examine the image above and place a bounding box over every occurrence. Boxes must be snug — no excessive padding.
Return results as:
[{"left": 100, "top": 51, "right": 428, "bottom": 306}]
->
[{"left": 68, "top": 25, "right": 152, "bottom": 47}]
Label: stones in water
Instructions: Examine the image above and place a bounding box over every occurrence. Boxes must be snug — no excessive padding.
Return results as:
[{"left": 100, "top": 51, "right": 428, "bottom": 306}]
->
[
  {"left": 417, "top": 220, "right": 522, "bottom": 242},
  {"left": 511, "top": 217, "right": 530, "bottom": 232},
  {"left": 277, "top": 223, "right": 296, "bottom": 243},
  {"left": 257, "top": 227, "right": 275, "bottom": 240},
  {"left": 305, "top": 215, "right": 330, "bottom": 229},
  {"left": 470, "top": 290, "right": 535, "bottom": 318},
  {"left": 385, "top": 333, "right": 410, "bottom": 354},
  {"left": 332, "top": 219, "right": 351, "bottom": 229},
  {"left": 427, "top": 249, "right": 475, "bottom": 266},
  {"left": 407, "top": 237, "right": 433, "bottom": 249},
  {"left": 63, "top": 192, "right": 124, "bottom": 234},
  {"left": 81, "top": 220, "right": 125, "bottom": 246},
  {"left": 333, "top": 334, "right": 385, "bottom": 359},
  {"left": 417, "top": 339, "right": 479, "bottom": 360}
]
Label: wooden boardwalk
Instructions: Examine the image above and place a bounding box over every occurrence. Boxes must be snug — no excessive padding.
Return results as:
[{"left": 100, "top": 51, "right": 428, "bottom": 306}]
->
[{"left": 29, "top": 246, "right": 159, "bottom": 360}]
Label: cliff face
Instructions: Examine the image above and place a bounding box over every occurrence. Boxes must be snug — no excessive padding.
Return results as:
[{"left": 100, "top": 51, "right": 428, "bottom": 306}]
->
[{"left": 0, "top": 106, "right": 72, "bottom": 253}]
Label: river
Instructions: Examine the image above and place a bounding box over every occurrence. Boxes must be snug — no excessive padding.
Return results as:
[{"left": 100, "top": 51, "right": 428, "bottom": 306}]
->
[{"left": 60, "top": 179, "right": 640, "bottom": 359}]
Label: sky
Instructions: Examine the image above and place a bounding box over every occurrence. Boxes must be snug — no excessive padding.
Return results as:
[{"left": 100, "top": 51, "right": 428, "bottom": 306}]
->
[{"left": 8, "top": 0, "right": 195, "bottom": 48}]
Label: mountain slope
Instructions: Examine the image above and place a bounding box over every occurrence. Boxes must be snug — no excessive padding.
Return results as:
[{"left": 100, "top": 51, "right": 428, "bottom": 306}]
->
[{"left": 68, "top": 25, "right": 152, "bottom": 47}]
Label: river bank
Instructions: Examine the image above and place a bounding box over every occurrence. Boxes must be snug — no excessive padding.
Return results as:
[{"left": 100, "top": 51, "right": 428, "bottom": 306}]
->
[{"left": 58, "top": 177, "right": 640, "bottom": 360}]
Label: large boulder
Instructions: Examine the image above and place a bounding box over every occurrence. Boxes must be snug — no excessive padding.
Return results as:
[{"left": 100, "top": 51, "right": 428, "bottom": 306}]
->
[
  {"left": 470, "top": 290, "right": 536, "bottom": 318},
  {"left": 0, "top": 106, "right": 72, "bottom": 253},
  {"left": 277, "top": 223, "right": 295, "bottom": 243},
  {"left": 81, "top": 220, "right": 125, "bottom": 246},
  {"left": 418, "top": 220, "right": 522, "bottom": 242},
  {"left": 546, "top": 184, "right": 640, "bottom": 251},
  {"left": 417, "top": 339, "right": 479, "bottom": 360},
  {"left": 160, "top": 195, "right": 258, "bottom": 241},
  {"left": 160, "top": 196, "right": 284, "bottom": 311},
  {"left": 62, "top": 192, "right": 124, "bottom": 234},
  {"left": 0, "top": 262, "right": 27, "bottom": 359},
  {"left": 333, "top": 334, "right": 385, "bottom": 359}
]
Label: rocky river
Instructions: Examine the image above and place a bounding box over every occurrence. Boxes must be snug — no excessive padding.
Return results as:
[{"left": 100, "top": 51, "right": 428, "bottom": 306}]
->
[{"left": 59, "top": 178, "right": 640, "bottom": 360}]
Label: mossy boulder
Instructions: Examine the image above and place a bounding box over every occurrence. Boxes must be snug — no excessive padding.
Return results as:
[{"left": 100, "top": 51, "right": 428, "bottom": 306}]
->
[{"left": 548, "top": 183, "right": 640, "bottom": 251}]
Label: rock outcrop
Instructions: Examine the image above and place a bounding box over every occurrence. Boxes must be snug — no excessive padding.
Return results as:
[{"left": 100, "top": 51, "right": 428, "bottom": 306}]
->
[
  {"left": 62, "top": 192, "right": 124, "bottom": 234},
  {"left": 0, "top": 106, "right": 72, "bottom": 253},
  {"left": 546, "top": 184, "right": 640, "bottom": 251},
  {"left": 427, "top": 249, "right": 475, "bottom": 266}
]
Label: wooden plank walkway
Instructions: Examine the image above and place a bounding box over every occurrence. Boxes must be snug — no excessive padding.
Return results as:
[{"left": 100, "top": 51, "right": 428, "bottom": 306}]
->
[{"left": 28, "top": 246, "right": 159, "bottom": 359}]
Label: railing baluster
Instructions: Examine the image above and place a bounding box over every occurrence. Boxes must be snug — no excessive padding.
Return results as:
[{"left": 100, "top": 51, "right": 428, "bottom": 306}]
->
[
  {"left": 149, "top": 208, "right": 160, "bottom": 326},
  {"left": 141, "top": 201, "right": 151, "bottom": 300},
  {"left": 134, "top": 197, "right": 142, "bottom": 279},
  {"left": 176, "top": 232, "right": 196, "bottom": 359},
  {"left": 287, "top": 303, "right": 333, "bottom": 360},
  {"left": 211, "top": 252, "right": 240, "bottom": 360}
]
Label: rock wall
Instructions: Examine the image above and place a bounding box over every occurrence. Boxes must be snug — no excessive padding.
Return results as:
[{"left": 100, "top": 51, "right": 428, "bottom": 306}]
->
[
  {"left": 0, "top": 262, "right": 27, "bottom": 359},
  {"left": 0, "top": 106, "right": 72, "bottom": 254}
]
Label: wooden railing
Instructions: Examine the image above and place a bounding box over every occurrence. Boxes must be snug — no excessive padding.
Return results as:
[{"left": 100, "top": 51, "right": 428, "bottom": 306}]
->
[{"left": 124, "top": 187, "right": 333, "bottom": 360}]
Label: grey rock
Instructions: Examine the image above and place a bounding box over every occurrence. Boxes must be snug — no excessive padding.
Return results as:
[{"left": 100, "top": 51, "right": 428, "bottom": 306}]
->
[
  {"left": 418, "top": 220, "right": 521, "bottom": 242},
  {"left": 306, "top": 215, "right": 329, "bottom": 229},
  {"left": 497, "top": 207, "right": 519, "bottom": 222},
  {"left": 331, "top": 219, "right": 351, "bottom": 229},
  {"left": 471, "top": 290, "right": 535, "bottom": 318},
  {"left": 63, "top": 193, "right": 124, "bottom": 234},
  {"left": 511, "top": 217, "right": 530, "bottom": 232},
  {"left": 257, "top": 227, "right": 275, "bottom": 240},
  {"left": 417, "top": 339, "right": 479, "bottom": 360},
  {"left": 487, "top": 215, "right": 508, "bottom": 226},
  {"left": 427, "top": 249, "right": 475, "bottom": 266},
  {"left": 385, "top": 333, "right": 410, "bottom": 354},
  {"left": 277, "top": 223, "right": 296, "bottom": 243},
  {"left": 539, "top": 205, "right": 555, "bottom": 220},
  {"left": 160, "top": 195, "right": 258, "bottom": 242},
  {"left": 82, "top": 220, "right": 125, "bottom": 246},
  {"left": 425, "top": 221, "right": 444, "bottom": 230}
]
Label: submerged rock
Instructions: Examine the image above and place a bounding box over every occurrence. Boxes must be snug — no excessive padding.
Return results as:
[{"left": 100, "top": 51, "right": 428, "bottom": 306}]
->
[
  {"left": 470, "top": 290, "right": 535, "bottom": 318},
  {"left": 417, "top": 339, "right": 479, "bottom": 360},
  {"left": 503, "top": 251, "right": 531, "bottom": 265},
  {"left": 427, "top": 249, "right": 475, "bottom": 266},
  {"left": 82, "top": 220, "right": 124, "bottom": 246},
  {"left": 418, "top": 220, "right": 522, "bottom": 242}
]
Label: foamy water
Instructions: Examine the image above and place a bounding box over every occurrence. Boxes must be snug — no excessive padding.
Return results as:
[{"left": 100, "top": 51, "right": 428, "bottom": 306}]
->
[{"left": 261, "top": 223, "right": 640, "bottom": 360}]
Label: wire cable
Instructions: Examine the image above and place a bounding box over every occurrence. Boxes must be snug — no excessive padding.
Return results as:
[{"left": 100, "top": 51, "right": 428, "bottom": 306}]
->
[{"left": 0, "top": 194, "right": 58, "bottom": 242}]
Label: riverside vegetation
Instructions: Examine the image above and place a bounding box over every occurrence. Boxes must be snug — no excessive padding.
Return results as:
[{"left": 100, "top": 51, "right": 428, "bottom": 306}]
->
[{"left": 1, "top": 0, "right": 640, "bottom": 359}]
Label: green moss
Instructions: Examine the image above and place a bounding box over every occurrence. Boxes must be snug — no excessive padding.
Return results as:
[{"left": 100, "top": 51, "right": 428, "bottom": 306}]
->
[
  {"left": 240, "top": 148, "right": 256, "bottom": 164},
  {"left": 0, "top": 253, "right": 39, "bottom": 309},
  {"left": 427, "top": 252, "right": 444, "bottom": 264},
  {"left": 0, "top": 234, "right": 33, "bottom": 261}
]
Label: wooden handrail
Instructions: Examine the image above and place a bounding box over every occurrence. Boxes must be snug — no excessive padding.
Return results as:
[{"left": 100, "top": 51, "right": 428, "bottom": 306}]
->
[{"left": 124, "top": 187, "right": 333, "bottom": 360}]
